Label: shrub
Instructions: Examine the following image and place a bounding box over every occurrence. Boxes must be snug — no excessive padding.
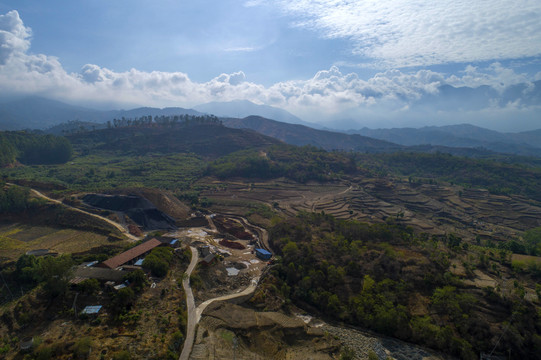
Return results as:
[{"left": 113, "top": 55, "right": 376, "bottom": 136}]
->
[
  {"left": 72, "top": 337, "right": 92, "bottom": 359},
  {"left": 143, "top": 256, "right": 169, "bottom": 277},
  {"left": 112, "top": 350, "right": 131, "bottom": 360}
]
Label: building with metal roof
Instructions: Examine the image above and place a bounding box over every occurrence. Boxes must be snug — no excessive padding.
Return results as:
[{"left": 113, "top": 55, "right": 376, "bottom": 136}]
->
[
  {"left": 99, "top": 238, "right": 162, "bottom": 269},
  {"left": 72, "top": 266, "right": 126, "bottom": 282},
  {"left": 255, "top": 248, "right": 272, "bottom": 260}
]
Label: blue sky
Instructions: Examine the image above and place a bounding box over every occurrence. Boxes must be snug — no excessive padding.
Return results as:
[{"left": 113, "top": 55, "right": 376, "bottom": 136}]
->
[{"left": 0, "top": 0, "right": 540, "bottom": 130}]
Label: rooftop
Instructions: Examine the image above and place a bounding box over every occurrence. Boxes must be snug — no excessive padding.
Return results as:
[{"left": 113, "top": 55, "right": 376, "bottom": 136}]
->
[
  {"left": 101, "top": 238, "right": 161, "bottom": 269},
  {"left": 255, "top": 248, "right": 272, "bottom": 256}
]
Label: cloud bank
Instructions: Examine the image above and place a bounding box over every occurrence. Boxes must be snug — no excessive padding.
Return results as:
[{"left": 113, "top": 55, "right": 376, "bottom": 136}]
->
[
  {"left": 0, "top": 10, "right": 540, "bottom": 131},
  {"left": 262, "top": 0, "right": 541, "bottom": 68}
]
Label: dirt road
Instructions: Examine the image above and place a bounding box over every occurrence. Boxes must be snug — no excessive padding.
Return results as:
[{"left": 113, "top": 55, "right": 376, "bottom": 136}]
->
[
  {"left": 20, "top": 185, "right": 141, "bottom": 242},
  {"left": 195, "top": 277, "right": 259, "bottom": 322},
  {"left": 179, "top": 246, "right": 199, "bottom": 360}
]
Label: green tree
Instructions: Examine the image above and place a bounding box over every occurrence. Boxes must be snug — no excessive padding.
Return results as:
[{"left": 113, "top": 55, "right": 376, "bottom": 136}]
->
[
  {"left": 36, "top": 255, "right": 73, "bottom": 298},
  {"left": 123, "top": 269, "right": 147, "bottom": 292},
  {"left": 524, "top": 227, "right": 541, "bottom": 256},
  {"left": 113, "top": 287, "right": 136, "bottom": 313},
  {"left": 77, "top": 278, "right": 100, "bottom": 295},
  {"left": 15, "top": 254, "right": 38, "bottom": 283},
  {"left": 142, "top": 256, "right": 169, "bottom": 277}
]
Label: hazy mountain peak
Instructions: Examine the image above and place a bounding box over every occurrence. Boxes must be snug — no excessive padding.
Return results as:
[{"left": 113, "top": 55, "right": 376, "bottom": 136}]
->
[{"left": 193, "top": 100, "right": 317, "bottom": 127}]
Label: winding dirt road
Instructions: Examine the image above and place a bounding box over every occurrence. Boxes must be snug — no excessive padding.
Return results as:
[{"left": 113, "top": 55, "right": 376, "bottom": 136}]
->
[{"left": 17, "top": 185, "right": 141, "bottom": 242}]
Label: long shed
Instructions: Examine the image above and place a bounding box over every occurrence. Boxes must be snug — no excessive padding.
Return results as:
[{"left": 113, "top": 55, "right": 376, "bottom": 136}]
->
[{"left": 99, "top": 238, "right": 161, "bottom": 269}]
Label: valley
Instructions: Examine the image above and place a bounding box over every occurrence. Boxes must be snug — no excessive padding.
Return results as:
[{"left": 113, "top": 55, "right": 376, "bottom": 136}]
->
[{"left": 1, "top": 119, "right": 540, "bottom": 360}]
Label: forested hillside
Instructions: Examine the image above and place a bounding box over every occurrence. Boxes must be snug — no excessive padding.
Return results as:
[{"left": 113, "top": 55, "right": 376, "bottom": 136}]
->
[
  {"left": 0, "top": 132, "right": 72, "bottom": 166},
  {"left": 264, "top": 212, "right": 541, "bottom": 359}
]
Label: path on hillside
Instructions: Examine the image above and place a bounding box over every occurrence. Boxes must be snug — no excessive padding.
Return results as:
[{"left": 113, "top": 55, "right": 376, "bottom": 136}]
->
[
  {"left": 18, "top": 185, "right": 141, "bottom": 241},
  {"left": 235, "top": 216, "right": 270, "bottom": 251},
  {"left": 179, "top": 246, "right": 199, "bottom": 360}
]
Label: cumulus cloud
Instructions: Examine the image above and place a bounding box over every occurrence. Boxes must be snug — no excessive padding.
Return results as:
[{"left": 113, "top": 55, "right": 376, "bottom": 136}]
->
[
  {"left": 0, "top": 10, "right": 31, "bottom": 65},
  {"left": 264, "top": 0, "right": 541, "bottom": 68},
  {"left": 0, "top": 10, "right": 540, "bottom": 131}
]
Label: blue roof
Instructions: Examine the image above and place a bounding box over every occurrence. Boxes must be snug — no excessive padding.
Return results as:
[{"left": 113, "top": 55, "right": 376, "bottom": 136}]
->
[
  {"left": 81, "top": 305, "right": 102, "bottom": 315},
  {"left": 134, "top": 259, "right": 144, "bottom": 266},
  {"left": 255, "top": 248, "right": 271, "bottom": 256},
  {"left": 170, "top": 239, "right": 179, "bottom": 244}
]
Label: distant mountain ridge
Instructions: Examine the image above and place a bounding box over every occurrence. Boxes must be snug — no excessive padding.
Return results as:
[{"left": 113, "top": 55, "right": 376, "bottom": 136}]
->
[
  {"left": 223, "top": 115, "right": 402, "bottom": 153},
  {"left": 194, "top": 100, "right": 319, "bottom": 127},
  {"left": 222, "top": 116, "right": 510, "bottom": 159},
  {"left": 0, "top": 96, "right": 205, "bottom": 130},
  {"left": 351, "top": 124, "right": 541, "bottom": 157}
]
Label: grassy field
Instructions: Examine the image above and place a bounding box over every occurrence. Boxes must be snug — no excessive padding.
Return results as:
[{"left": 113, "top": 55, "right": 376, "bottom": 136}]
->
[{"left": 0, "top": 223, "right": 123, "bottom": 261}]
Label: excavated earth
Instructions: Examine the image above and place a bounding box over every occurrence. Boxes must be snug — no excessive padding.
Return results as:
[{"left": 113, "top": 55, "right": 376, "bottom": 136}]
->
[
  {"left": 192, "top": 302, "right": 448, "bottom": 360},
  {"left": 190, "top": 302, "right": 341, "bottom": 360},
  {"left": 82, "top": 193, "right": 177, "bottom": 230}
]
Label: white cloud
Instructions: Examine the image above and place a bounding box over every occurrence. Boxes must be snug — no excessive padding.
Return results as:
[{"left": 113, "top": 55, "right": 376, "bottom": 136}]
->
[
  {"left": 0, "top": 10, "right": 31, "bottom": 65},
  {"left": 265, "top": 0, "right": 541, "bottom": 67},
  {"left": 0, "top": 10, "right": 540, "bottom": 131}
]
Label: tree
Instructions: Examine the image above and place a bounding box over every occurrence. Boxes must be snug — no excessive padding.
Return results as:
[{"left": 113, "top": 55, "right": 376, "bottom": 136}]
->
[
  {"left": 123, "top": 269, "right": 147, "bottom": 292},
  {"left": 142, "top": 256, "right": 168, "bottom": 277},
  {"left": 36, "top": 255, "right": 74, "bottom": 298},
  {"left": 524, "top": 227, "right": 541, "bottom": 256},
  {"left": 15, "top": 254, "right": 38, "bottom": 283},
  {"left": 77, "top": 278, "right": 100, "bottom": 295},
  {"left": 113, "top": 287, "right": 135, "bottom": 313}
]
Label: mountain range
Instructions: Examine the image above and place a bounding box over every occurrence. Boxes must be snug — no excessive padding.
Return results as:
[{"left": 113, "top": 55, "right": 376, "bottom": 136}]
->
[
  {"left": 351, "top": 124, "right": 541, "bottom": 157},
  {"left": 2, "top": 96, "right": 541, "bottom": 158}
]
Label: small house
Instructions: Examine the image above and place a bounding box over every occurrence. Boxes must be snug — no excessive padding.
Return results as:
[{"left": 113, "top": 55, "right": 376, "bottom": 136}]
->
[{"left": 255, "top": 248, "right": 272, "bottom": 261}]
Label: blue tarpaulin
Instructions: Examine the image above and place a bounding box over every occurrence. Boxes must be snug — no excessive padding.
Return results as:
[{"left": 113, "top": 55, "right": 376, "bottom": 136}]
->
[
  {"left": 81, "top": 305, "right": 102, "bottom": 315},
  {"left": 134, "top": 258, "right": 144, "bottom": 266}
]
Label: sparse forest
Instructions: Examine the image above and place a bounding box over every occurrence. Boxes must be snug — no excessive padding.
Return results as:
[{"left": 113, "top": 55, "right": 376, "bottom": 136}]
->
[{"left": 266, "top": 212, "right": 541, "bottom": 359}]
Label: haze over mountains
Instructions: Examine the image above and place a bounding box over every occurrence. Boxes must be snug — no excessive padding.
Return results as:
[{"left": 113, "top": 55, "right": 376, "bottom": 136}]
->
[{"left": 2, "top": 96, "right": 541, "bottom": 158}]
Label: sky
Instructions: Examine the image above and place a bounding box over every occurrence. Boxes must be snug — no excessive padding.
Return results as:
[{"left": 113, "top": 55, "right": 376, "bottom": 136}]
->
[{"left": 0, "top": 0, "right": 540, "bottom": 131}]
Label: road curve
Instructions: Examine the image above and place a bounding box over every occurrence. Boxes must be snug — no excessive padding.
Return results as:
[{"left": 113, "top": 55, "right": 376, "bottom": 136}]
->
[
  {"left": 22, "top": 186, "right": 141, "bottom": 241},
  {"left": 179, "top": 246, "right": 199, "bottom": 360},
  {"left": 195, "top": 278, "right": 259, "bottom": 322}
]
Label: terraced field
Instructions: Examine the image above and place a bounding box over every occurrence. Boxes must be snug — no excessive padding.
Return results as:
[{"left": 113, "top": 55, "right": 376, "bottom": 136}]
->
[
  {"left": 0, "top": 223, "right": 116, "bottom": 261},
  {"left": 201, "top": 176, "right": 541, "bottom": 243}
]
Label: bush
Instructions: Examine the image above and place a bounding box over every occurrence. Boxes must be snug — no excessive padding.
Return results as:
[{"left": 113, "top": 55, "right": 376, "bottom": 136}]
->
[
  {"left": 142, "top": 247, "right": 173, "bottom": 277},
  {"left": 113, "top": 287, "right": 136, "bottom": 313},
  {"left": 112, "top": 350, "right": 131, "bottom": 360},
  {"left": 368, "top": 350, "right": 378, "bottom": 360},
  {"left": 142, "top": 256, "right": 169, "bottom": 277},
  {"left": 123, "top": 269, "right": 147, "bottom": 292},
  {"left": 72, "top": 337, "right": 92, "bottom": 359},
  {"left": 78, "top": 278, "right": 100, "bottom": 295}
]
